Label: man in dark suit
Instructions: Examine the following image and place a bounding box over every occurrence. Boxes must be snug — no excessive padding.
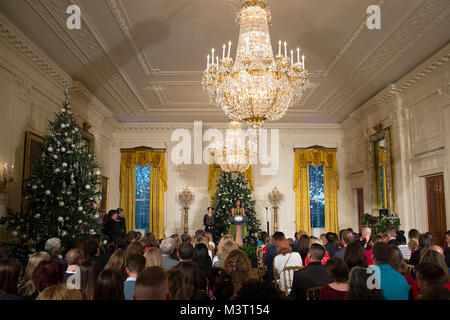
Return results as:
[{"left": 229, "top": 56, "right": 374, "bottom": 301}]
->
[
  {"left": 176, "top": 242, "right": 194, "bottom": 269},
  {"left": 160, "top": 238, "right": 179, "bottom": 270},
  {"left": 117, "top": 208, "right": 126, "bottom": 233},
  {"left": 263, "top": 232, "right": 285, "bottom": 281},
  {"left": 334, "top": 230, "right": 354, "bottom": 260},
  {"left": 290, "top": 244, "right": 333, "bottom": 300},
  {"left": 387, "top": 229, "right": 399, "bottom": 246}
]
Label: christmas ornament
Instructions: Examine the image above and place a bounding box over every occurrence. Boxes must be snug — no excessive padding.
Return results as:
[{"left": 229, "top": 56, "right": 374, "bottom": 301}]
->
[
  {"left": 57, "top": 217, "right": 64, "bottom": 223},
  {"left": 85, "top": 185, "right": 91, "bottom": 190},
  {"left": 45, "top": 190, "right": 51, "bottom": 195},
  {"left": 31, "top": 185, "right": 37, "bottom": 190},
  {"left": 47, "top": 147, "right": 54, "bottom": 152},
  {"left": 78, "top": 206, "right": 83, "bottom": 212},
  {"left": 58, "top": 201, "right": 65, "bottom": 207}
]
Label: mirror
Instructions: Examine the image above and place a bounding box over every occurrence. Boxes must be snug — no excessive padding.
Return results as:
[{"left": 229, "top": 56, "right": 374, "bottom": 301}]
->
[{"left": 369, "top": 126, "right": 395, "bottom": 214}]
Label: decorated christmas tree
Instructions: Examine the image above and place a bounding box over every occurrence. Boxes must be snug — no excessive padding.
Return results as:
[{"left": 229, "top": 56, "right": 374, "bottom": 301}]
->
[
  {"left": 212, "top": 171, "right": 260, "bottom": 246},
  {"left": 0, "top": 89, "right": 102, "bottom": 263}
]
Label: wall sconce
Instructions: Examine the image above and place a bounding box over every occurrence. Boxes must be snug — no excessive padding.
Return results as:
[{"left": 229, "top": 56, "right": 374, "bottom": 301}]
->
[
  {"left": 178, "top": 186, "right": 194, "bottom": 234},
  {"left": 0, "top": 163, "right": 14, "bottom": 193},
  {"left": 268, "top": 186, "right": 284, "bottom": 232}
]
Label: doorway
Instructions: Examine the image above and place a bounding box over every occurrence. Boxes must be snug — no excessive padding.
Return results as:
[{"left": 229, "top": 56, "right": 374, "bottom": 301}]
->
[
  {"left": 357, "top": 188, "right": 364, "bottom": 232},
  {"left": 425, "top": 174, "right": 447, "bottom": 248}
]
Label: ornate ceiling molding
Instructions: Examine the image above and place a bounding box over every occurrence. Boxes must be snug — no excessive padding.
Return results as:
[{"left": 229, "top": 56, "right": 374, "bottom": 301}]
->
[
  {"left": 321, "top": 0, "right": 450, "bottom": 115},
  {"left": 349, "top": 44, "right": 450, "bottom": 121},
  {"left": 27, "top": 0, "right": 148, "bottom": 115}
]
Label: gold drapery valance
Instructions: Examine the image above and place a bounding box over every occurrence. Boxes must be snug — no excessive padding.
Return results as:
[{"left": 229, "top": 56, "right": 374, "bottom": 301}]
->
[
  {"left": 293, "top": 148, "right": 339, "bottom": 234},
  {"left": 120, "top": 147, "right": 167, "bottom": 239},
  {"left": 208, "top": 163, "right": 254, "bottom": 205}
]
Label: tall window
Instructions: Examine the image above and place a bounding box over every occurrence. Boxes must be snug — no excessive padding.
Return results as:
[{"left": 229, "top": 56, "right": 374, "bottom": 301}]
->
[
  {"left": 309, "top": 165, "right": 325, "bottom": 230},
  {"left": 135, "top": 165, "right": 150, "bottom": 230}
]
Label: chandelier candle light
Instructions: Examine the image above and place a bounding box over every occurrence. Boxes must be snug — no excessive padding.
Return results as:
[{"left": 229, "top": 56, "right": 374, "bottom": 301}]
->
[{"left": 203, "top": 0, "right": 309, "bottom": 129}]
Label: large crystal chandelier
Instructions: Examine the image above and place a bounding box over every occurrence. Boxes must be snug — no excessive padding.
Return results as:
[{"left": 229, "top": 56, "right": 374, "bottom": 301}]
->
[
  {"left": 202, "top": 0, "right": 309, "bottom": 129},
  {"left": 212, "top": 119, "right": 251, "bottom": 174}
]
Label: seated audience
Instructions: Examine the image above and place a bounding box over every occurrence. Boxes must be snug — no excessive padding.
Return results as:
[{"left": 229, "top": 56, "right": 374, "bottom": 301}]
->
[
  {"left": 408, "top": 229, "right": 420, "bottom": 254},
  {"left": 213, "top": 238, "right": 238, "bottom": 267},
  {"left": 320, "top": 257, "right": 349, "bottom": 300},
  {"left": 387, "top": 229, "right": 399, "bottom": 246},
  {"left": 160, "top": 238, "right": 179, "bottom": 270},
  {"left": 388, "top": 244, "right": 414, "bottom": 295},
  {"left": 409, "top": 232, "right": 433, "bottom": 266},
  {"left": 181, "top": 233, "right": 191, "bottom": 244},
  {"left": 177, "top": 242, "right": 194, "bottom": 267},
  {"left": 64, "top": 248, "right": 83, "bottom": 287},
  {"left": 144, "top": 247, "right": 163, "bottom": 268},
  {"left": 166, "top": 268, "right": 184, "bottom": 300},
  {"left": 94, "top": 269, "right": 124, "bottom": 300},
  {"left": 320, "top": 233, "right": 328, "bottom": 247},
  {"left": 18, "top": 251, "right": 50, "bottom": 300},
  {"left": 177, "top": 261, "right": 208, "bottom": 300},
  {"left": 257, "top": 231, "right": 268, "bottom": 262},
  {"left": 295, "top": 234, "right": 310, "bottom": 264},
  {"left": 224, "top": 249, "right": 251, "bottom": 297},
  {"left": 304, "top": 237, "right": 330, "bottom": 265},
  {"left": 36, "top": 283, "right": 83, "bottom": 300},
  {"left": 366, "top": 234, "right": 384, "bottom": 265},
  {"left": 134, "top": 266, "right": 171, "bottom": 301},
  {"left": 290, "top": 244, "right": 333, "bottom": 300},
  {"left": 126, "top": 231, "right": 140, "bottom": 244},
  {"left": 235, "top": 279, "right": 283, "bottom": 300},
  {"left": 325, "top": 232, "right": 340, "bottom": 257},
  {"left": 273, "top": 238, "right": 303, "bottom": 293},
  {"left": 0, "top": 258, "right": 22, "bottom": 300},
  {"left": 347, "top": 267, "right": 385, "bottom": 300},
  {"left": 32, "top": 260, "right": 64, "bottom": 294},
  {"left": 334, "top": 230, "right": 354, "bottom": 260},
  {"left": 80, "top": 259, "right": 101, "bottom": 300},
  {"left": 125, "top": 241, "right": 144, "bottom": 258},
  {"left": 206, "top": 267, "right": 234, "bottom": 301},
  {"left": 142, "top": 232, "right": 159, "bottom": 250},
  {"left": 360, "top": 227, "right": 372, "bottom": 250},
  {"left": 104, "top": 249, "right": 128, "bottom": 281},
  {"left": 264, "top": 232, "right": 285, "bottom": 281},
  {"left": 44, "top": 238, "right": 63, "bottom": 264},
  {"left": 397, "top": 231, "right": 410, "bottom": 259},
  {"left": 372, "top": 242, "right": 409, "bottom": 300},
  {"left": 415, "top": 262, "right": 449, "bottom": 300},
  {"left": 445, "top": 230, "right": 450, "bottom": 268},
  {"left": 124, "top": 254, "right": 146, "bottom": 300},
  {"left": 193, "top": 243, "right": 212, "bottom": 291},
  {"left": 344, "top": 242, "right": 368, "bottom": 271}
]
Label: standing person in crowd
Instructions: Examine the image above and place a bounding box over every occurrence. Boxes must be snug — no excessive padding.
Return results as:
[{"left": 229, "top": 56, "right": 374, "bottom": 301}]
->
[
  {"left": 206, "top": 267, "right": 234, "bottom": 301},
  {"left": 347, "top": 267, "right": 385, "bottom": 300},
  {"left": 344, "top": 242, "right": 368, "bottom": 271},
  {"left": 105, "top": 210, "right": 124, "bottom": 243},
  {"left": 224, "top": 249, "right": 251, "bottom": 297},
  {"left": 32, "top": 260, "right": 65, "bottom": 295},
  {"left": 264, "top": 232, "right": 285, "bottom": 281},
  {"left": 409, "top": 232, "right": 433, "bottom": 266},
  {"left": 18, "top": 252, "right": 50, "bottom": 300},
  {"left": 360, "top": 227, "right": 372, "bottom": 250},
  {"left": 320, "top": 257, "right": 349, "bottom": 300},
  {"left": 160, "top": 238, "right": 179, "bottom": 270},
  {"left": 94, "top": 269, "right": 124, "bottom": 300},
  {"left": 273, "top": 238, "right": 303, "bottom": 294},
  {"left": 325, "top": 232, "right": 340, "bottom": 257},
  {"left": 80, "top": 260, "right": 101, "bottom": 300},
  {"left": 387, "top": 229, "right": 399, "bottom": 246},
  {"left": 116, "top": 208, "right": 126, "bottom": 233},
  {"left": 192, "top": 243, "right": 212, "bottom": 291},
  {"left": 144, "top": 247, "right": 162, "bottom": 268},
  {"left": 290, "top": 244, "right": 333, "bottom": 300},
  {"left": 372, "top": 242, "right": 410, "bottom": 300},
  {"left": 124, "top": 254, "right": 146, "bottom": 300},
  {"left": 0, "top": 258, "right": 22, "bottom": 300},
  {"left": 203, "top": 207, "right": 215, "bottom": 239},
  {"left": 334, "top": 230, "right": 354, "bottom": 260}
]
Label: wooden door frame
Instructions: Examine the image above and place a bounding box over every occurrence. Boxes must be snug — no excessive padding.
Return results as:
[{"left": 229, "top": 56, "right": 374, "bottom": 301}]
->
[{"left": 425, "top": 174, "right": 447, "bottom": 247}]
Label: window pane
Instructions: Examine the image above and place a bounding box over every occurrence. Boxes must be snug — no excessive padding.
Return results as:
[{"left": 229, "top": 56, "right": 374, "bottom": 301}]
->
[
  {"left": 309, "top": 165, "right": 325, "bottom": 229},
  {"left": 135, "top": 165, "right": 150, "bottom": 231}
]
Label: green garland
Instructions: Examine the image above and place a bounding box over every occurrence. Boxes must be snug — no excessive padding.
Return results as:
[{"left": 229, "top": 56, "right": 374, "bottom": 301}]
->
[{"left": 361, "top": 213, "right": 401, "bottom": 234}]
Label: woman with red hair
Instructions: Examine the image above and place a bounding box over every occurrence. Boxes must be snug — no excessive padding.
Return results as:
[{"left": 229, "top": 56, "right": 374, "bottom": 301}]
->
[
  {"left": 273, "top": 238, "right": 303, "bottom": 293},
  {"left": 32, "top": 260, "right": 64, "bottom": 294}
]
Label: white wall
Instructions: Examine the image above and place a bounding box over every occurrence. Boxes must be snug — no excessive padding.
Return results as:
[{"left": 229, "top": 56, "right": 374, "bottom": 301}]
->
[{"left": 342, "top": 43, "right": 450, "bottom": 233}]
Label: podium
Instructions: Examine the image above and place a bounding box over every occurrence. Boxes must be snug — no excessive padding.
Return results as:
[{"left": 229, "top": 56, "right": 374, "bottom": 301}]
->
[{"left": 229, "top": 215, "right": 248, "bottom": 226}]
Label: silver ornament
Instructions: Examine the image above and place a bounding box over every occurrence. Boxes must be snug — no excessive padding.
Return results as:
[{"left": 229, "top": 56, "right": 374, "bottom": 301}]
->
[
  {"left": 45, "top": 190, "right": 51, "bottom": 195},
  {"left": 58, "top": 201, "right": 64, "bottom": 207},
  {"left": 47, "top": 147, "right": 54, "bottom": 152},
  {"left": 57, "top": 216, "right": 64, "bottom": 222}
]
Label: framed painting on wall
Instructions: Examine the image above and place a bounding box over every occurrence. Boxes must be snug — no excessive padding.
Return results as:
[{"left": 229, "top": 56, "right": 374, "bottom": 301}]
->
[
  {"left": 99, "top": 175, "right": 109, "bottom": 212},
  {"left": 22, "top": 131, "right": 44, "bottom": 211}
]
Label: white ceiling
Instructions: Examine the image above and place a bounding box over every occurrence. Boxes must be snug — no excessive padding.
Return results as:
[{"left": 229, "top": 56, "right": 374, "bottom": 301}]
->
[{"left": 1, "top": 0, "right": 449, "bottom": 124}]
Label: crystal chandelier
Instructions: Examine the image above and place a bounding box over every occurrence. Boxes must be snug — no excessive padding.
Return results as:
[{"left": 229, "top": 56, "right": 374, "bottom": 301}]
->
[
  {"left": 212, "top": 119, "right": 251, "bottom": 173},
  {"left": 202, "top": 0, "right": 309, "bottom": 129}
]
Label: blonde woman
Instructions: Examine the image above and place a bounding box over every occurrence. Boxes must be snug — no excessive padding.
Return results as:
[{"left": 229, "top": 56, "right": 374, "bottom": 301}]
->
[
  {"left": 144, "top": 247, "right": 163, "bottom": 267},
  {"left": 36, "top": 283, "right": 83, "bottom": 300},
  {"left": 213, "top": 239, "right": 238, "bottom": 267},
  {"left": 18, "top": 251, "right": 50, "bottom": 299},
  {"left": 223, "top": 249, "right": 251, "bottom": 296},
  {"left": 304, "top": 237, "right": 330, "bottom": 265},
  {"left": 104, "top": 249, "right": 128, "bottom": 281}
]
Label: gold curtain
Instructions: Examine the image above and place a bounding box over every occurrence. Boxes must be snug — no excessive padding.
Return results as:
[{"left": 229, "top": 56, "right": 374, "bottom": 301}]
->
[
  {"left": 120, "top": 149, "right": 167, "bottom": 239},
  {"left": 208, "top": 164, "right": 254, "bottom": 204},
  {"left": 293, "top": 149, "right": 339, "bottom": 234}
]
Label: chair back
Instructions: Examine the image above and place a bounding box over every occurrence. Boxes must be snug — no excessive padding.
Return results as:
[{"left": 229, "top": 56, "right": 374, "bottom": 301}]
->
[
  {"left": 282, "top": 266, "right": 303, "bottom": 296},
  {"left": 406, "top": 264, "right": 415, "bottom": 272},
  {"left": 305, "top": 286, "right": 322, "bottom": 300}
]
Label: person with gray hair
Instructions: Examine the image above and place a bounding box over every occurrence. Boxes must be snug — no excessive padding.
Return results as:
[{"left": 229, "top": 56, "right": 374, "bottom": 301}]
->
[
  {"left": 160, "top": 238, "right": 179, "bottom": 270},
  {"left": 44, "top": 238, "right": 63, "bottom": 264}
]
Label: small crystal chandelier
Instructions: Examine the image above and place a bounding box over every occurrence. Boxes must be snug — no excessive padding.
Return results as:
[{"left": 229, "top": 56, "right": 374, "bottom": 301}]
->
[
  {"left": 202, "top": 0, "right": 309, "bottom": 129},
  {"left": 212, "top": 119, "right": 251, "bottom": 174}
]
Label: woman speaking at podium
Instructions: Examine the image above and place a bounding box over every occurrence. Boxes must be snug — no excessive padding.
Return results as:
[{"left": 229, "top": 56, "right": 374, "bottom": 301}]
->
[{"left": 229, "top": 199, "right": 247, "bottom": 246}]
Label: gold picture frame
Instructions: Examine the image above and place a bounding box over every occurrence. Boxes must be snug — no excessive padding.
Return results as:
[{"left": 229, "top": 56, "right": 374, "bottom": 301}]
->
[
  {"left": 22, "top": 131, "right": 45, "bottom": 211},
  {"left": 99, "top": 176, "right": 109, "bottom": 212}
]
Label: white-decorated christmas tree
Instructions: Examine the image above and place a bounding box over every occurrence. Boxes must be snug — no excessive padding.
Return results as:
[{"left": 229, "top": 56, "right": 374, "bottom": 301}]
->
[
  {"left": 211, "top": 171, "right": 260, "bottom": 246},
  {"left": 0, "top": 89, "right": 102, "bottom": 263}
]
